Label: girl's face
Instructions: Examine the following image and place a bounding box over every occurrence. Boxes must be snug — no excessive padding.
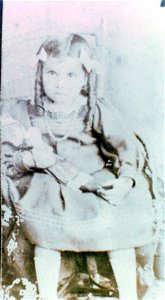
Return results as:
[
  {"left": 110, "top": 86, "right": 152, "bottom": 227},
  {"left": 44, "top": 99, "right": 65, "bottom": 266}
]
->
[{"left": 43, "top": 56, "right": 87, "bottom": 106}]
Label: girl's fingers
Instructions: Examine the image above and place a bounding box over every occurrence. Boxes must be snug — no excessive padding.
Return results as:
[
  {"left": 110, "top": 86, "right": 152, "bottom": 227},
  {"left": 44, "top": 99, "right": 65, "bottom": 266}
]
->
[
  {"left": 102, "top": 179, "right": 116, "bottom": 188},
  {"left": 97, "top": 189, "right": 121, "bottom": 206},
  {"left": 97, "top": 188, "right": 118, "bottom": 197},
  {"left": 3, "top": 159, "right": 13, "bottom": 164},
  {"left": 4, "top": 154, "right": 13, "bottom": 158}
]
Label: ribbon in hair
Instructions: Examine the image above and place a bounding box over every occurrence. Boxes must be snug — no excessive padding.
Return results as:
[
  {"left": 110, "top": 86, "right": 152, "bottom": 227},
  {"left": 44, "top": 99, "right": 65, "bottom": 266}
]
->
[
  {"left": 36, "top": 46, "right": 104, "bottom": 75},
  {"left": 37, "top": 47, "right": 47, "bottom": 62}
]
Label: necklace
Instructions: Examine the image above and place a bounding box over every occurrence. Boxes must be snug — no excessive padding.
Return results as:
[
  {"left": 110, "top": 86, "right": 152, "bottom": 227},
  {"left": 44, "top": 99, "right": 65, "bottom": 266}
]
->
[
  {"left": 44, "top": 109, "right": 77, "bottom": 143},
  {"left": 42, "top": 96, "right": 87, "bottom": 144}
]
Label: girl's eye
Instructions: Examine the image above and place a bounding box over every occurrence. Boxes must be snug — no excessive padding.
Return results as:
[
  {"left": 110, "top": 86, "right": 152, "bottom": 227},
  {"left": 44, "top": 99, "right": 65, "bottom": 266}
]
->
[
  {"left": 47, "top": 70, "right": 57, "bottom": 76},
  {"left": 67, "top": 72, "right": 74, "bottom": 78}
]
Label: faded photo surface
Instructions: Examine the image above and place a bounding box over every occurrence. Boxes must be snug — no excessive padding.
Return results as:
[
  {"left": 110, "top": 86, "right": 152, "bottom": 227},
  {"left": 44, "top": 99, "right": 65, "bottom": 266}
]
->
[{"left": 1, "top": 1, "right": 164, "bottom": 300}]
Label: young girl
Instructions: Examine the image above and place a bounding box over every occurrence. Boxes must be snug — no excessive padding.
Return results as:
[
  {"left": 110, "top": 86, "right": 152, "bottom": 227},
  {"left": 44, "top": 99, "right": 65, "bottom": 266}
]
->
[{"left": 2, "top": 33, "right": 159, "bottom": 300}]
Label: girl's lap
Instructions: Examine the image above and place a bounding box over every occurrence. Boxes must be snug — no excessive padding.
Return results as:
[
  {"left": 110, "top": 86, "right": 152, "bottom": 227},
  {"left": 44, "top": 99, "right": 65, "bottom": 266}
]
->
[{"left": 10, "top": 171, "right": 156, "bottom": 252}]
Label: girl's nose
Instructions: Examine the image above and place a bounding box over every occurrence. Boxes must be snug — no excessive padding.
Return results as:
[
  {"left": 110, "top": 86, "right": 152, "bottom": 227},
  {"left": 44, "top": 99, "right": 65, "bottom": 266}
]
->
[{"left": 55, "top": 76, "right": 64, "bottom": 89}]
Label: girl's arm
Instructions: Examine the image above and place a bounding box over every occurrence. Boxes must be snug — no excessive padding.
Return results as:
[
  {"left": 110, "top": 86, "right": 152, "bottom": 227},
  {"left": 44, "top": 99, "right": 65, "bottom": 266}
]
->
[
  {"left": 92, "top": 99, "right": 138, "bottom": 204},
  {"left": 2, "top": 114, "right": 56, "bottom": 177},
  {"left": 48, "top": 158, "right": 93, "bottom": 187},
  {"left": 93, "top": 99, "right": 138, "bottom": 184},
  {"left": 2, "top": 112, "right": 89, "bottom": 187}
]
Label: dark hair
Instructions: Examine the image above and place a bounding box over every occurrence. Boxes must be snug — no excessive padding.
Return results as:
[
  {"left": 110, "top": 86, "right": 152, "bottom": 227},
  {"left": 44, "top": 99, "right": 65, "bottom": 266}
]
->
[
  {"left": 34, "top": 34, "right": 97, "bottom": 131},
  {"left": 37, "top": 34, "right": 92, "bottom": 58}
]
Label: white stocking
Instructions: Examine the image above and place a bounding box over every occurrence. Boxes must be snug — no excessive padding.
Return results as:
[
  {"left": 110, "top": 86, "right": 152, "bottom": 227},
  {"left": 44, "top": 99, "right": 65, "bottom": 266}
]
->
[
  {"left": 34, "top": 246, "right": 61, "bottom": 300},
  {"left": 108, "top": 248, "right": 138, "bottom": 300}
]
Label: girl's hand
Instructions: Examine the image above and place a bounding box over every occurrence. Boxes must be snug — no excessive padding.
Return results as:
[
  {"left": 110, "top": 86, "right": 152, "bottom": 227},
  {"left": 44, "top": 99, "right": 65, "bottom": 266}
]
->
[
  {"left": 68, "top": 173, "right": 94, "bottom": 190},
  {"left": 97, "top": 177, "right": 133, "bottom": 206},
  {"left": 30, "top": 143, "right": 56, "bottom": 169},
  {"left": 80, "top": 179, "right": 102, "bottom": 192}
]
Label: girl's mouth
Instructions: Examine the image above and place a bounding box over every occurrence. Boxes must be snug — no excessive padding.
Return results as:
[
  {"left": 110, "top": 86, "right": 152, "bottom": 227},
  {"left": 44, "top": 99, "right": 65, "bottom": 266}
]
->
[{"left": 55, "top": 92, "right": 67, "bottom": 95}]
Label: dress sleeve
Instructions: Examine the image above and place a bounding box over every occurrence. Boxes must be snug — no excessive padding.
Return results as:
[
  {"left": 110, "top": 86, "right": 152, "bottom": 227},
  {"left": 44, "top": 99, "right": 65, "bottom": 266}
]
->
[
  {"left": 1, "top": 113, "right": 34, "bottom": 177},
  {"left": 93, "top": 99, "right": 138, "bottom": 183}
]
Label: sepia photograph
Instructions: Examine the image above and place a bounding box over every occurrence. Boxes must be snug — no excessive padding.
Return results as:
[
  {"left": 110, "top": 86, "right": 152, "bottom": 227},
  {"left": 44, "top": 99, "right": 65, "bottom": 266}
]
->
[{"left": 1, "top": 1, "right": 164, "bottom": 299}]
